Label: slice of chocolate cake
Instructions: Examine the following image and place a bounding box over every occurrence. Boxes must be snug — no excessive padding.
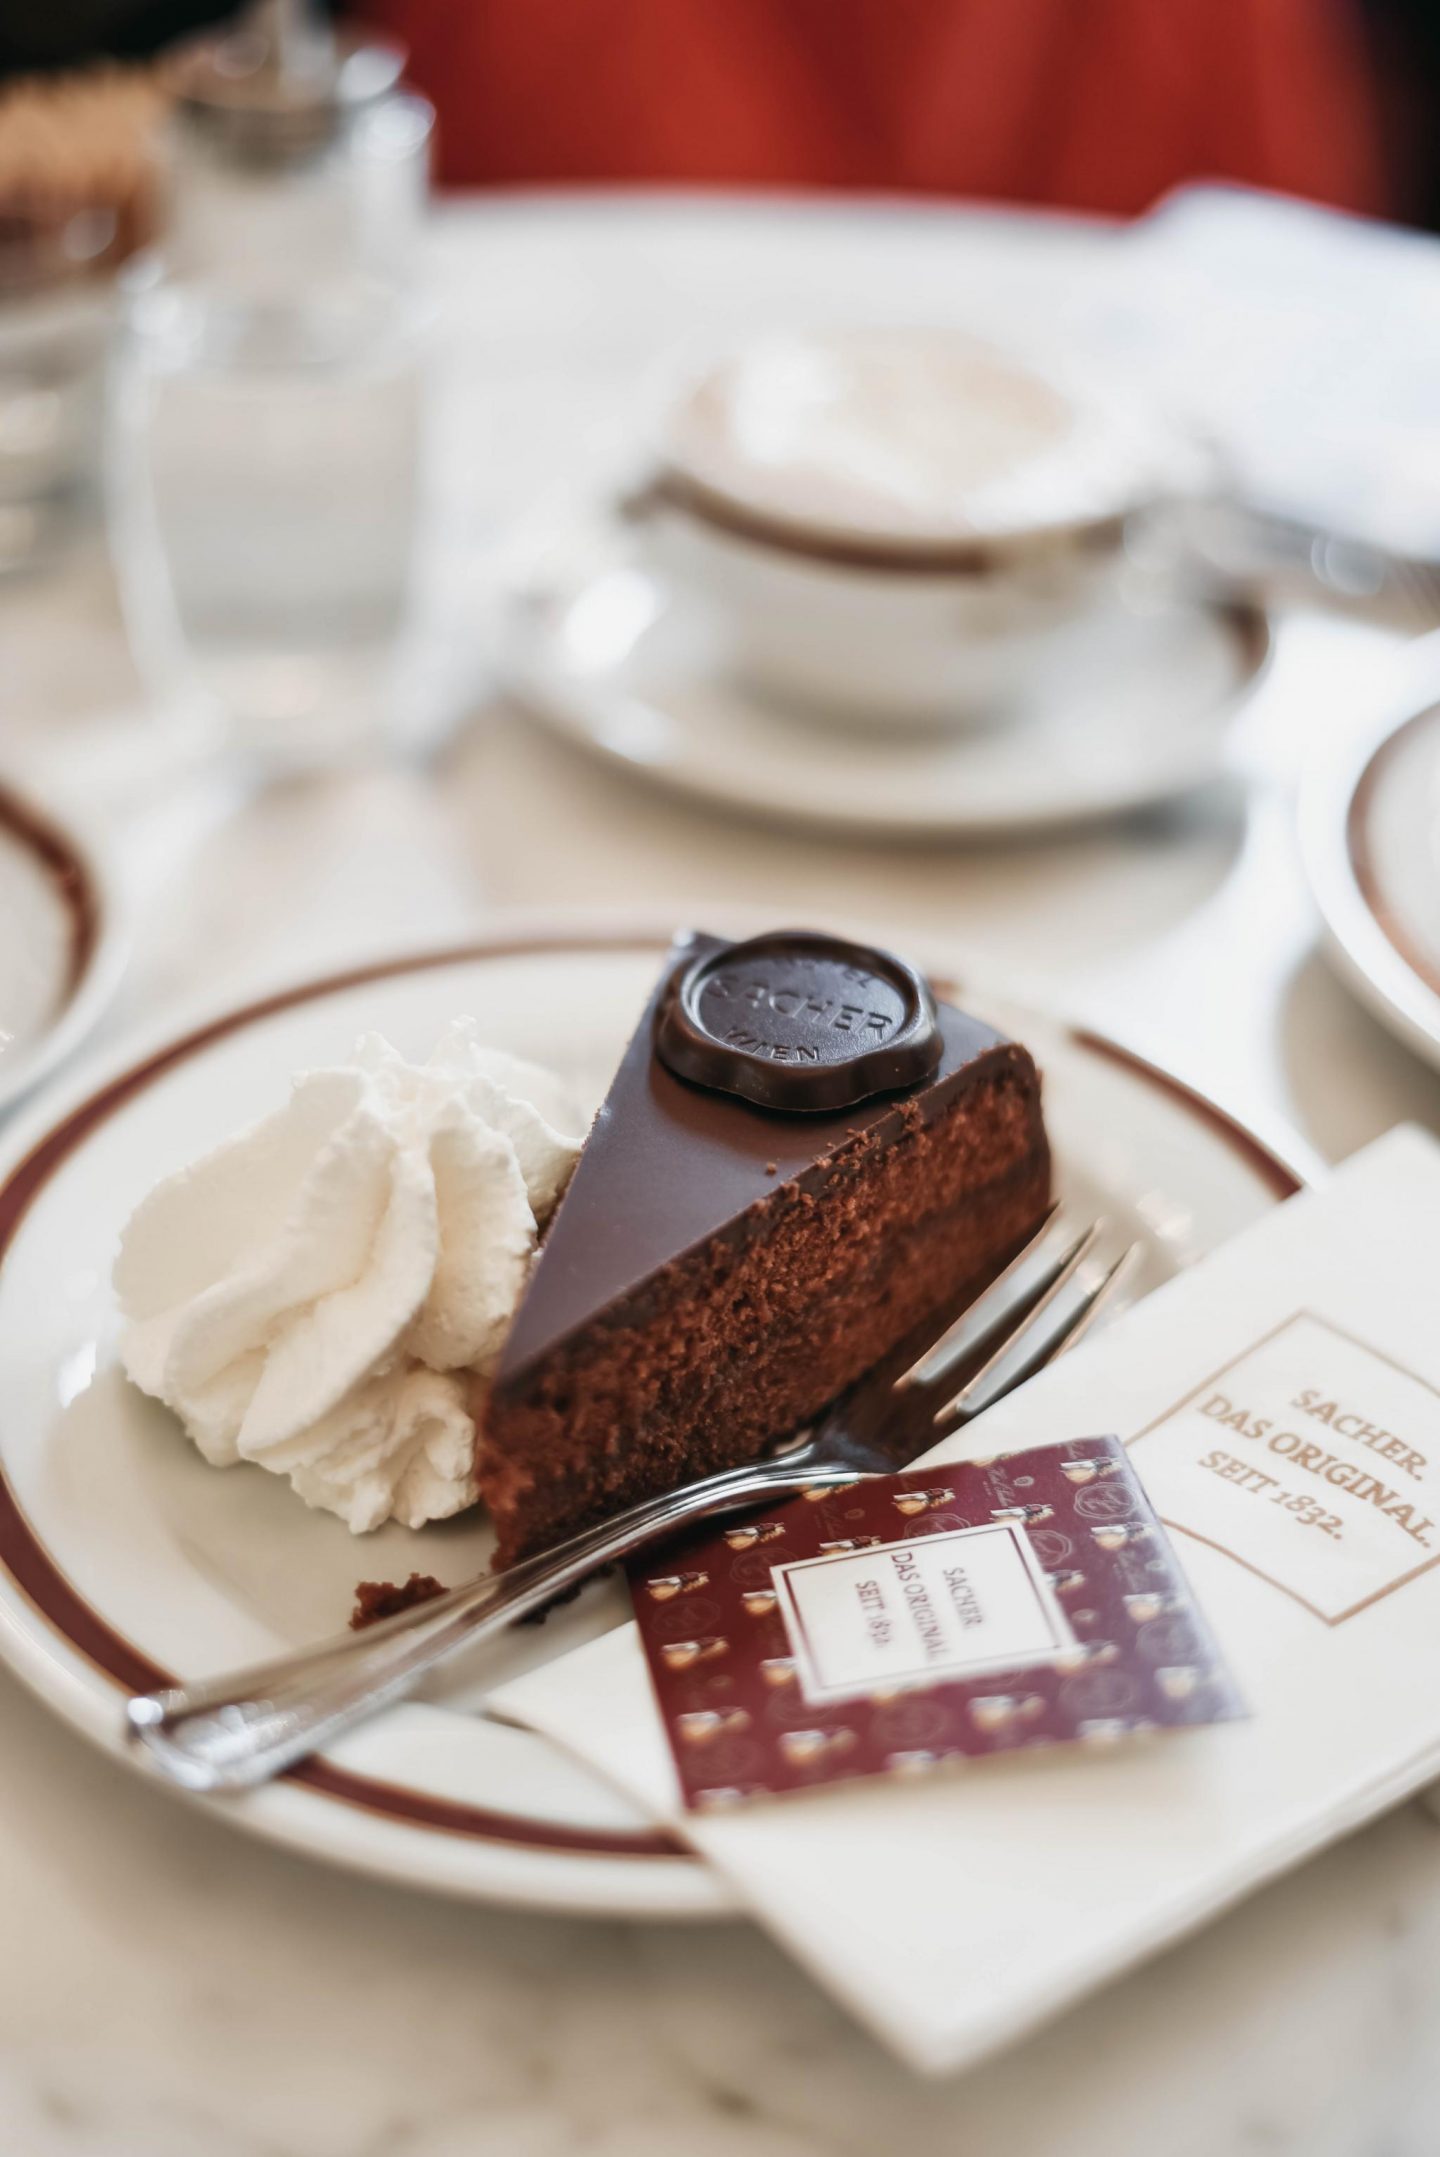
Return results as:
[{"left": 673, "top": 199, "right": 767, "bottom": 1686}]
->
[{"left": 476, "top": 930, "right": 1050, "bottom": 1565}]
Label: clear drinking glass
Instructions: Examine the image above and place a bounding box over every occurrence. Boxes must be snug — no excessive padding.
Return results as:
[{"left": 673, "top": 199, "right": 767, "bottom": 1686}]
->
[
  {"left": 0, "top": 211, "right": 119, "bottom": 576},
  {"left": 111, "top": 26, "right": 437, "bottom": 768}
]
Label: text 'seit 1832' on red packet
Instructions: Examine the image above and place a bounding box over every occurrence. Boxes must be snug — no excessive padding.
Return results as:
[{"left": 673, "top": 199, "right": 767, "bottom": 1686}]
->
[{"left": 629, "top": 1436, "right": 1244, "bottom": 1813}]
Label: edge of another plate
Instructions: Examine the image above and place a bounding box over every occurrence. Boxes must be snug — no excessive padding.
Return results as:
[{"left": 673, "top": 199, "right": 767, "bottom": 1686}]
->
[
  {"left": 0, "top": 776, "right": 129, "bottom": 1116},
  {"left": 1301, "top": 634, "right": 1440, "bottom": 1077}
]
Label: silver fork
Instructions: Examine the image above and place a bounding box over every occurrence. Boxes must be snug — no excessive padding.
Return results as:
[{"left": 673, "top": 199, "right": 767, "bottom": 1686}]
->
[{"left": 126, "top": 1212, "right": 1138, "bottom": 1794}]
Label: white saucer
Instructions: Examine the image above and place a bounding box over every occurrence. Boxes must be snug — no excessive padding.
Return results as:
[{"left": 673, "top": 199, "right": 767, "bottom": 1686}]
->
[
  {"left": 0, "top": 932, "right": 1302, "bottom": 1917},
  {"left": 0, "top": 777, "right": 126, "bottom": 1115},
  {"left": 1302, "top": 633, "right": 1440, "bottom": 1074},
  {"left": 492, "top": 505, "right": 1270, "bottom": 837}
]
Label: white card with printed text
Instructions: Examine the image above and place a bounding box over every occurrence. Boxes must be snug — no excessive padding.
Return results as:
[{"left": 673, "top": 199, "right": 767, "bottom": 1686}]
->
[{"left": 496, "top": 1128, "right": 1440, "bottom": 2073}]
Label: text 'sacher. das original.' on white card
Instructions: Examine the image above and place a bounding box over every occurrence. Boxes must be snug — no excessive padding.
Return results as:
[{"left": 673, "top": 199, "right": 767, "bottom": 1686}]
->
[{"left": 496, "top": 1128, "right": 1440, "bottom": 2074}]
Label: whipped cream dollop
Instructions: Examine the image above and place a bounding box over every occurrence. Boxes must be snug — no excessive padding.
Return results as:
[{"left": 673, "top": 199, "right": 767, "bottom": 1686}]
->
[{"left": 114, "top": 1022, "right": 585, "bottom": 1531}]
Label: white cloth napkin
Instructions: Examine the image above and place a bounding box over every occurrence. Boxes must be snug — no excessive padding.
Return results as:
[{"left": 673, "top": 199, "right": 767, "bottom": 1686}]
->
[
  {"left": 1105, "top": 186, "right": 1440, "bottom": 556},
  {"left": 495, "top": 1127, "right": 1440, "bottom": 2073}
]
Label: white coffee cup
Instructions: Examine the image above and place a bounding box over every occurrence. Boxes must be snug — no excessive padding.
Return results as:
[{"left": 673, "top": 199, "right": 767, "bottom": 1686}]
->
[{"left": 637, "top": 328, "right": 1199, "bottom": 727}]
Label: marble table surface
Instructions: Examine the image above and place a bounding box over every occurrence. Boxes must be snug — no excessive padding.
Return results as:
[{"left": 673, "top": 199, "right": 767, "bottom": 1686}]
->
[{"left": 3, "top": 194, "right": 1440, "bottom": 2156}]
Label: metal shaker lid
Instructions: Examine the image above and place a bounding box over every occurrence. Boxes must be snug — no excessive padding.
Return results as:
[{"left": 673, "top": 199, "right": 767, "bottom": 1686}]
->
[{"left": 173, "top": 0, "right": 404, "bottom": 166}]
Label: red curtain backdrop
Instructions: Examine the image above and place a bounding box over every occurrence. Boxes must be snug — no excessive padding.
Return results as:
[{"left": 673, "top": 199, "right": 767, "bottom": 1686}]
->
[{"left": 356, "top": 0, "right": 1387, "bottom": 216}]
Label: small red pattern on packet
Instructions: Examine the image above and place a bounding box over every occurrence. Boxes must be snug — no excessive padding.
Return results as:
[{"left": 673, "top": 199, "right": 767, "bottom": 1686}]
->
[{"left": 630, "top": 1436, "right": 1244, "bottom": 1812}]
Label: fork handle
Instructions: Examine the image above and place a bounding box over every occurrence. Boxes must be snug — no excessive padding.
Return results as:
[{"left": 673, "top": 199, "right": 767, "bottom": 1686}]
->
[{"left": 125, "top": 1455, "right": 863, "bottom": 1794}]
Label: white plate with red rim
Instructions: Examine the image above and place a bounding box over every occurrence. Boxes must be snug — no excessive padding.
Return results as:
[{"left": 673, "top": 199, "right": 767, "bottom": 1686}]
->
[
  {"left": 1302, "top": 632, "right": 1440, "bottom": 1077},
  {"left": 0, "top": 930, "right": 1306, "bottom": 1917},
  {"left": 0, "top": 776, "right": 126, "bottom": 1116}
]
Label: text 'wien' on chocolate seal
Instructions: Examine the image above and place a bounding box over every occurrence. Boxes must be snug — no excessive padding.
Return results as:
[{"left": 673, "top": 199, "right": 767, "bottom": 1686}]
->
[{"left": 655, "top": 930, "right": 942, "bottom": 1111}]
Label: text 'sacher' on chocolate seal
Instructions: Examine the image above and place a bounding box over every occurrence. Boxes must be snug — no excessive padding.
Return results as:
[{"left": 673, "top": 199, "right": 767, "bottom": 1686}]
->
[{"left": 655, "top": 930, "right": 942, "bottom": 1111}]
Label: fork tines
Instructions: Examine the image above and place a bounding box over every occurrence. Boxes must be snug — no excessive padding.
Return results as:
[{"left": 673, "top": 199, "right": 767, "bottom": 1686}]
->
[{"left": 890, "top": 1209, "right": 1140, "bottom": 1433}]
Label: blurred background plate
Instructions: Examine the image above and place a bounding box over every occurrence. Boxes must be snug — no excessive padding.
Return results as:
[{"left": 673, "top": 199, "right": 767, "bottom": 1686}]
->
[
  {"left": 0, "top": 932, "right": 1304, "bottom": 1917},
  {"left": 0, "top": 778, "right": 126, "bottom": 1115},
  {"left": 492, "top": 505, "right": 1271, "bottom": 837}
]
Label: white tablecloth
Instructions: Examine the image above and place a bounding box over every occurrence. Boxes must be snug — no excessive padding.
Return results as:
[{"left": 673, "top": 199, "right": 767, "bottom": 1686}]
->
[{"left": 2, "top": 193, "right": 1438, "bottom": 2156}]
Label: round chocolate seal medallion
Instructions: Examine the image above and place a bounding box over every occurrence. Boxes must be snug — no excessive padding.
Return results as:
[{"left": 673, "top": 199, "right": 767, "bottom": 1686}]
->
[{"left": 655, "top": 930, "right": 942, "bottom": 1110}]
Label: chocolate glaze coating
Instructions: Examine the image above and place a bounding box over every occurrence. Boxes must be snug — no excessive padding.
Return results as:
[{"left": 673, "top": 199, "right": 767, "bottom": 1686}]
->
[{"left": 494, "top": 931, "right": 1026, "bottom": 1391}]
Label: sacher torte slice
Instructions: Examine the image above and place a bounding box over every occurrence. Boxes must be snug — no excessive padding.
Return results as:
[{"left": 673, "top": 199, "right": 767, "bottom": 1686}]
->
[{"left": 476, "top": 929, "right": 1051, "bottom": 1565}]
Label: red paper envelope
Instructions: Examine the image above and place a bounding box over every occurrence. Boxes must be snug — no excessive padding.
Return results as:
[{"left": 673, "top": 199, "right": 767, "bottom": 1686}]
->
[{"left": 630, "top": 1436, "right": 1244, "bottom": 1811}]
